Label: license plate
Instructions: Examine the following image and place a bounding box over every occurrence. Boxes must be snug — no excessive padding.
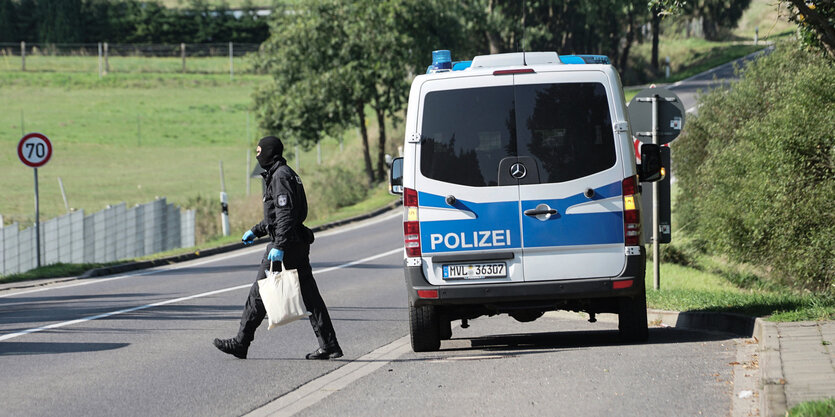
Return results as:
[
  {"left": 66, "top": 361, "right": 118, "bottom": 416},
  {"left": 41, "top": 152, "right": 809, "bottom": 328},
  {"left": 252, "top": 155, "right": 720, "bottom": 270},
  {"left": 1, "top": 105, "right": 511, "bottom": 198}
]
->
[{"left": 442, "top": 262, "right": 506, "bottom": 280}]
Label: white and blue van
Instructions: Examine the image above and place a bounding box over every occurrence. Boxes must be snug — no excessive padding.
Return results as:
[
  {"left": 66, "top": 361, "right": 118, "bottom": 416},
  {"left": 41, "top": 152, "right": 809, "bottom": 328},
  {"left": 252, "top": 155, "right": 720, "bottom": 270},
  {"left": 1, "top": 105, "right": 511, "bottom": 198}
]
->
[{"left": 389, "top": 50, "right": 663, "bottom": 352}]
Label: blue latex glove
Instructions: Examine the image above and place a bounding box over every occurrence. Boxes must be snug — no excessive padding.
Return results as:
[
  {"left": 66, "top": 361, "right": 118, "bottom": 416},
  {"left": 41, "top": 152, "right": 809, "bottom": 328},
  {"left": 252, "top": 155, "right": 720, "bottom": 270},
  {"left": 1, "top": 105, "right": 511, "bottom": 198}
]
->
[
  {"left": 242, "top": 230, "right": 255, "bottom": 246},
  {"left": 267, "top": 248, "right": 284, "bottom": 262}
]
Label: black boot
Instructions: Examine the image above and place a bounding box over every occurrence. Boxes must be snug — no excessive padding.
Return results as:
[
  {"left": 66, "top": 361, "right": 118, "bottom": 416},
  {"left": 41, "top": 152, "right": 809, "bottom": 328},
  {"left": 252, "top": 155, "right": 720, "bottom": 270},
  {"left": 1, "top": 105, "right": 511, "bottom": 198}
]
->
[
  {"left": 213, "top": 338, "right": 248, "bottom": 359},
  {"left": 305, "top": 345, "right": 343, "bottom": 360}
]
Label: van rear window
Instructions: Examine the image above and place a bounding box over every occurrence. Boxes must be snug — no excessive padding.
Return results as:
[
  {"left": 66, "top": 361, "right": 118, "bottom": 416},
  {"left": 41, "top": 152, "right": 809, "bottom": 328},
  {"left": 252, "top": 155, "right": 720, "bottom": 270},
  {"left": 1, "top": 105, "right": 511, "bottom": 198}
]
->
[
  {"left": 420, "top": 86, "right": 515, "bottom": 187},
  {"left": 420, "top": 82, "right": 616, "bottom": 187}
]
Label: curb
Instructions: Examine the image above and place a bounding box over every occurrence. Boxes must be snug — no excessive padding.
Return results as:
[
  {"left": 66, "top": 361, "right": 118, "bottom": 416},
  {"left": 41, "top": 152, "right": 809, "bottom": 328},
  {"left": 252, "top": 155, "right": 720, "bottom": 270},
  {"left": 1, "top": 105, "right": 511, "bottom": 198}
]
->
[
  {"left": 2, "top": 199, "right": 402, "bottom": 291},
  {"left": 639, "top": 310, "right": 784, "bottom": 417}
]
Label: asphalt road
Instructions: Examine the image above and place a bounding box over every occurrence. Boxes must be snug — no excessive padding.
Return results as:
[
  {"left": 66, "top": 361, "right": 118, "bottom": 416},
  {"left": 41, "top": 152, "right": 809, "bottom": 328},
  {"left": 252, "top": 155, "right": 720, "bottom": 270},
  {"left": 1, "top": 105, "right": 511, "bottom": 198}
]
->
[
  {"left": 0, "top": 53, "right": 767, "bottom": 417},
  {"left": 1, "top": 212, "right": 746, "bottom": 417}
]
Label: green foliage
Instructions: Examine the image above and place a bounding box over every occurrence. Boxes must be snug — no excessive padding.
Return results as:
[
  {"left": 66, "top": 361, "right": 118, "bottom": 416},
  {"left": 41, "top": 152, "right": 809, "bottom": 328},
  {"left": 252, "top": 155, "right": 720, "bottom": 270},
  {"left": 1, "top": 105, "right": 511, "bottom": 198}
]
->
[
  {"left": 673, "top": 39, "right": 835, "bottom": 293},
  {"left": 785, "top": 0, "right": 835, "bottom": 60},
  {"left": 0, "top": 0, "right": 269, "bottom": 43},
  {"left": 306, "top": 165, "right": 369, "bottom": 220},
  {"left": 787, "top": 398, "right": 835, "bottom": 417}
]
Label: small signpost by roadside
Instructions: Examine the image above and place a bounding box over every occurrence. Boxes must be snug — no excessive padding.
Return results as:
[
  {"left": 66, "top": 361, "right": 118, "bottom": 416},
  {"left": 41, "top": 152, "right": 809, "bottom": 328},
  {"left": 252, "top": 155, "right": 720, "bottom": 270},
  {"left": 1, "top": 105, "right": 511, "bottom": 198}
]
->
[
  {"left": 18, "top": 132, "right": 53, "bottom": 269},
  {"left": 628, "top": 87, "right": 685, "bottom": 290}
]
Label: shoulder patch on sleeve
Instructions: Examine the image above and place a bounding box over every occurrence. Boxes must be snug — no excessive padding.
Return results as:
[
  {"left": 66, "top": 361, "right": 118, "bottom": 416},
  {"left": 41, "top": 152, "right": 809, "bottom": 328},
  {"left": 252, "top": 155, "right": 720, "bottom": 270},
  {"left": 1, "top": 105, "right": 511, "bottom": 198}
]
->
[{"left": 277, "top": 194, "right": 288, "bottom": 207}]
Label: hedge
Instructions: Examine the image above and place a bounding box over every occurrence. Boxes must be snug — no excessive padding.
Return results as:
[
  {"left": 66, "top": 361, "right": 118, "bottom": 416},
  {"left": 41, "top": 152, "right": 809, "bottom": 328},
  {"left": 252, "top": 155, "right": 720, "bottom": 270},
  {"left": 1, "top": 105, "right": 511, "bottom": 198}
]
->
[{"left": 672, "top": 39, "right": 834, "bottom": 293}]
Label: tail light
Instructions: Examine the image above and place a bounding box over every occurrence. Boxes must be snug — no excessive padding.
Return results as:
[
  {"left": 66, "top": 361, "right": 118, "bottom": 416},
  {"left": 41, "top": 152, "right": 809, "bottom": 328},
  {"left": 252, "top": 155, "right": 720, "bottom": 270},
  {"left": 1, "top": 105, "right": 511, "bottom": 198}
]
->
[
  {"left": 403, "top": 187, "right": 421, "bottom": 257},
  {"left": 622, "top": 176, "right": 641, "bottom": 246}
]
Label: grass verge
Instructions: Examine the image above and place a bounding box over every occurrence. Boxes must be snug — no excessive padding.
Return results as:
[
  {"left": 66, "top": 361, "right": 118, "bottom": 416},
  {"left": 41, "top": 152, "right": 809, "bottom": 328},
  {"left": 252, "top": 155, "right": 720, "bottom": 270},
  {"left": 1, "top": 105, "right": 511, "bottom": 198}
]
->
[
  {"left": 646, "top": 259, "right": 835, "bottom": 322},
  {"left": 787, "top": 398, "right": 835, "bottom": 417}
]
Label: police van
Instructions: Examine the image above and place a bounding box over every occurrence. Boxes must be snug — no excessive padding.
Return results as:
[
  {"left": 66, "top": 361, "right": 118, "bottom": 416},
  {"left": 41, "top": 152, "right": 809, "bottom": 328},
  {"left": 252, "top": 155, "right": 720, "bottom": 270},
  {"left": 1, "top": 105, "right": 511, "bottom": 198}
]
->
[{"left": 389, "top": 50, "right": 663, "bottom": 352}]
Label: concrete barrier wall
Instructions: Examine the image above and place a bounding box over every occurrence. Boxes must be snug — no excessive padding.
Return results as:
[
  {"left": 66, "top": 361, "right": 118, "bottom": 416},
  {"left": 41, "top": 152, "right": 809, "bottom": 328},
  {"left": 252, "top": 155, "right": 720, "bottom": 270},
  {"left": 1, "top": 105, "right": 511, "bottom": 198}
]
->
[{"left": 0, "top": 198, "right": 195, "bottom": 276}]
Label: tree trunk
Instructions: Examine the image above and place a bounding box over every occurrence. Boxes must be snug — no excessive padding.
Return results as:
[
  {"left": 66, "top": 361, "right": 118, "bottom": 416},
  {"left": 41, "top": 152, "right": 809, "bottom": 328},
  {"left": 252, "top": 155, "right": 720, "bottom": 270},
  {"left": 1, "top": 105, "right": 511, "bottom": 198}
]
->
[
  {"left": 356, "top": 103, "right": 374, "bottom": 185},
  {"left": 374, "top": 102, "right": 387, "bottom": 182},
  {"left": 619, "top": 7, "right": 635, "bottom": 73},
  {"left": 651, "top": 5, "right": 660, "bottom": 71},
  {"left": 485, "top": 0, "right": 501, "bottom": 53}
]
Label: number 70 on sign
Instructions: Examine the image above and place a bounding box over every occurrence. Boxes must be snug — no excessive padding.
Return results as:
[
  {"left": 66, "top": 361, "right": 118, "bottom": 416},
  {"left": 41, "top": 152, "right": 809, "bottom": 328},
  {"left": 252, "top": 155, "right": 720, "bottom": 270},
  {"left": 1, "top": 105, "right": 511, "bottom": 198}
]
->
[{"left": 18, "top": 132, "right": 52, "bottom": 168}]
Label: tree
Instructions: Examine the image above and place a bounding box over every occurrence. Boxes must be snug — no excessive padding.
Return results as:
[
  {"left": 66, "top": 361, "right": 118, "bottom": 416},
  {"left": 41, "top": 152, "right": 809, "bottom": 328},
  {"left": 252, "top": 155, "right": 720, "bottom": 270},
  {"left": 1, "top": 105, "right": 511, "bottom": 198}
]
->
[
  {"left": 0, "top": 0, "right": 16, "bottom": 42},
  {"left": 256, "top": 0, "right": 455, "bottom": 183},
  {"left": 785, "top": 0, "right": 835, "bottom": 60}
]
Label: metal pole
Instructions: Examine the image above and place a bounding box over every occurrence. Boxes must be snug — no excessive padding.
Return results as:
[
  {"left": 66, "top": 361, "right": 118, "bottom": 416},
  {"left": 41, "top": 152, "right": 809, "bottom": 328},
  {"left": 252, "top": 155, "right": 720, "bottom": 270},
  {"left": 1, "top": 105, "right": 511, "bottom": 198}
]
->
[
  {"left": 181, "top": 43, "right": 186, "bottom": 73},
  {"left": 652, "top": 94, "right": 660, "bottom": 290},
  {"left": 219, "top": 161, "right": 230, "bottom": 236},
  {"left": 34, "top": 168, "right": 41, "bottom": 268},
  {"left": 229, "top": 42, "right": 234, "bottom": 80},
  {"left": 21, "top": 41, "right": 25, "bottom": 71},
  {"left": 58, "top": 177, "right": 70, "bottom": 213},
  {"left": 104, "top": 42, "right": 109, "bottom": 73}
]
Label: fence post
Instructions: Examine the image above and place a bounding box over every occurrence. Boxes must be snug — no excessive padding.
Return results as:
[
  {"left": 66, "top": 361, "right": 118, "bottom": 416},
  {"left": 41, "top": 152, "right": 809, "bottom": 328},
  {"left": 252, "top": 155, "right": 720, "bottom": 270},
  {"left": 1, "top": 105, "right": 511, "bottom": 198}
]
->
[
  {"left": 181, "top": 43, "right": 186, "bottom": 73},
  {"left": 104, "top": 42, "right": 109, "bottom": 73},
  {"left": 229, "top": 41, "right": 234, "bottom": 80},
  {"left": 20, "top": 41, "right": 25, "bottom": 71},
  {"left": 98, "top": 42, "right": 103, "bottom": 79}
]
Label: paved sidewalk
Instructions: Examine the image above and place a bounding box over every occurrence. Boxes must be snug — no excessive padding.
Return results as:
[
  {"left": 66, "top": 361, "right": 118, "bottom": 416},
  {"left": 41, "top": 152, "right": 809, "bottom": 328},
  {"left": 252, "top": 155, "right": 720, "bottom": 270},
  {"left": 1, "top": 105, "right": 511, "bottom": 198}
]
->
[{"left": 758, "top": 320, "right": 835, "bottom": 417}]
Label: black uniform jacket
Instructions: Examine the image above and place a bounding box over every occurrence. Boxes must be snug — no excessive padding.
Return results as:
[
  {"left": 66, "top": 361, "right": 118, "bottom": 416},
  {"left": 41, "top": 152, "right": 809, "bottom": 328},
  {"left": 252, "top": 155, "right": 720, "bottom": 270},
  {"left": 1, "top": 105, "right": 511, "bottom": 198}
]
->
[{"left": 250, "top": 158, "right": 312, "bottom": 250}]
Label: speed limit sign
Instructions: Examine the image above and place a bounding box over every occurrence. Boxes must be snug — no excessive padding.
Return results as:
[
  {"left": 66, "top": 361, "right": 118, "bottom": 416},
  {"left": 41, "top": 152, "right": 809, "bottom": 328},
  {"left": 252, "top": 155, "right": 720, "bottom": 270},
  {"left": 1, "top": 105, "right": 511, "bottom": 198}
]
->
[{"left": 18, "top": 132, "right": 52, "bottom": 168}]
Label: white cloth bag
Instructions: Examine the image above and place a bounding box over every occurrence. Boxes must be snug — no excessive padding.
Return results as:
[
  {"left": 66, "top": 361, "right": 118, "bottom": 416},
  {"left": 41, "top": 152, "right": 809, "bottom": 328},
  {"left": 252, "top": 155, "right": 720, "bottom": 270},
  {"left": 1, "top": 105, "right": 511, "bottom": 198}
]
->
[{"left": 258, "top": 261, "right": 308, "bottom": 329}]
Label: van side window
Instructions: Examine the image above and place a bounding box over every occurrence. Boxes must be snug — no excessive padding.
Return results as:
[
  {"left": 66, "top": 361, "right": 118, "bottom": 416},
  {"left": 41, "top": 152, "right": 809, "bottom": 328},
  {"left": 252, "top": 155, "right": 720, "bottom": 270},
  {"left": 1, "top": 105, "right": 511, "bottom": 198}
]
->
[
  {"left": 420, "top": 86, "right": 515, "bottom": 187},
  {"left": 516, "top": 83, "right": 616, "bottom": 183}
]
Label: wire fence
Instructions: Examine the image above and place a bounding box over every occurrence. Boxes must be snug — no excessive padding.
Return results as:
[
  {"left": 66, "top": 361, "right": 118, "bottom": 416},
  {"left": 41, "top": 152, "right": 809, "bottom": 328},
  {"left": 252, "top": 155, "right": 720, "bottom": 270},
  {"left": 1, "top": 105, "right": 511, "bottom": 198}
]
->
[{"left": 0, "top": 42, "right": 262, "bottom": 75}]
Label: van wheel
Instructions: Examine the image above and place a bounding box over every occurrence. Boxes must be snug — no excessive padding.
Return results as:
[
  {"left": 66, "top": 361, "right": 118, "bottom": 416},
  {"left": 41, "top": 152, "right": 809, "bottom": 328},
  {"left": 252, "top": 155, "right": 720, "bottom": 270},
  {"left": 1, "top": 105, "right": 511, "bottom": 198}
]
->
[
  {"left": 618, "top": 290, "right": 649, "bottom": 343},
  {"left": 410, "top": 305, "right": 441, "bottom": 352}
]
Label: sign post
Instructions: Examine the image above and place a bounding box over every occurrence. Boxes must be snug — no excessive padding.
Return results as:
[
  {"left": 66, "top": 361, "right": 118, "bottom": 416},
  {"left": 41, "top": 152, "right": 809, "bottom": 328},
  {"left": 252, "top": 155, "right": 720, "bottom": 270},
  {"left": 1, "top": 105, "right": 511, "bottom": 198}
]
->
[
  {"left": 18, "top": 132, "right": 53, "bottom": 269},
  {"left": 628, "top": 87, "right": 685, "bottom": 290}
]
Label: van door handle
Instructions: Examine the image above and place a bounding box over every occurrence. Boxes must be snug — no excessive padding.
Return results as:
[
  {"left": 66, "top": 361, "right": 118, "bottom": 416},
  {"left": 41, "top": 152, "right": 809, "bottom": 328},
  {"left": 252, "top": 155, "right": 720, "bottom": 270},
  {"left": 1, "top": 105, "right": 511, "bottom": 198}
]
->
[{"left": 524, "top": 208, "right": 557, "bottom": 216}]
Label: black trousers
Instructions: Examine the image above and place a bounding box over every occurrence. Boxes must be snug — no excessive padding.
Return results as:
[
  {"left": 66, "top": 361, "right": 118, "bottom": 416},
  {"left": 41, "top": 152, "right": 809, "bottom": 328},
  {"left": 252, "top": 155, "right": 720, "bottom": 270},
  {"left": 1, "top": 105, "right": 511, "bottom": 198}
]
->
[{"left": 235, "top": 242, "right": 339, "bottom": 350}]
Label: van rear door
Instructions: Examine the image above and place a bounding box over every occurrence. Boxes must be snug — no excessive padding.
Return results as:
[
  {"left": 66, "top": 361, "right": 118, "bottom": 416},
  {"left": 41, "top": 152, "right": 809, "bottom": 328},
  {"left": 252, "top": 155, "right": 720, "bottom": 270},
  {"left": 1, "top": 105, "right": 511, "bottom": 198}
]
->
[
  {"left": 414, "top": 75, "right": 524, "bottom": 286},
  {"left": 513, "top": 71, "right": 626, "bottom": 281}
]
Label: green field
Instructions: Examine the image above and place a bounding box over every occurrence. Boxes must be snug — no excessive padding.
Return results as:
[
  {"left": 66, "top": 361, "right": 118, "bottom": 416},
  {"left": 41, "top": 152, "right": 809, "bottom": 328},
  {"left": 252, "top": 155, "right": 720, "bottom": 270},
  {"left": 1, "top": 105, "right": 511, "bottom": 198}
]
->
[{"left": 1, "top": 69, "right": 391, "bottom": 232}]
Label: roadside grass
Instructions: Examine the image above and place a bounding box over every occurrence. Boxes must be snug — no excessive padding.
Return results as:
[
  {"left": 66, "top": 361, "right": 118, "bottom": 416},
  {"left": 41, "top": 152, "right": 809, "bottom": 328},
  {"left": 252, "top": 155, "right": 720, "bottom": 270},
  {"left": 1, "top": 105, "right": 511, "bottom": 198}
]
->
[
  {"left": 629, "top": 38, "right": 768, "bottom": 85},
  {"left": 645, "top": 262, "right": 835, "bottom": 321},
  {"left": 733, "top": 0, "right": 796, "bottom": 41},
  {"left": 787, "top": 398, "right": 835, "bottom": 417},
  {"left": 0, "top": 262, "right": 123, "bottom": 285}
]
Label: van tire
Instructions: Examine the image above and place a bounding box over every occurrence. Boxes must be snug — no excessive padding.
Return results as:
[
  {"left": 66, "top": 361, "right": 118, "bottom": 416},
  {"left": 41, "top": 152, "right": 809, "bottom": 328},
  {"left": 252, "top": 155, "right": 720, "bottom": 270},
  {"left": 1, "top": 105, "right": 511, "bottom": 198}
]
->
[
  {"left": 410, "top": 305, "right": 441, "bottom": 352},
  {"left": 618, "top": 290, "right": 649, "bottom": 343}
]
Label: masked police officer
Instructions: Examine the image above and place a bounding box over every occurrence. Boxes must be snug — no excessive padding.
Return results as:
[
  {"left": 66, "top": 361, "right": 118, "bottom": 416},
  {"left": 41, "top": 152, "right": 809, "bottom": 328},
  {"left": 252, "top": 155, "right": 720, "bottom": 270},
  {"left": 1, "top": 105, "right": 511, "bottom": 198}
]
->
[{"left": 213, "top": 136, "right": 342, "bottom": 360}]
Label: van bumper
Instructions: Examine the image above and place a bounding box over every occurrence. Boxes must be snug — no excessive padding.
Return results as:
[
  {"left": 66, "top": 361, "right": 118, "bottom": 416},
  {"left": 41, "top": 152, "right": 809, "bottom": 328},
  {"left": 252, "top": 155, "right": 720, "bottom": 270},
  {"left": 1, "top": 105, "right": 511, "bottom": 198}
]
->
[{"left": 405, "top": 250, "right": 646, "bottom": 308}]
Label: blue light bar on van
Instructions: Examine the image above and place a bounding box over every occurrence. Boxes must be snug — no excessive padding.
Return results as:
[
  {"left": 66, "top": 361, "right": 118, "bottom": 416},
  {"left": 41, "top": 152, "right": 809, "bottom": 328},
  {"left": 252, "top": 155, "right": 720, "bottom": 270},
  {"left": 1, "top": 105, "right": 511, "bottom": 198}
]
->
[
  {"left": 432, "top": 50, "right": 452, "bottom": 71},
  {"left": 425, "top": 60, "right": 472, "bottom": 74},
  {"left": 560, "top": 55, "right": 610, "bottom": 64}
]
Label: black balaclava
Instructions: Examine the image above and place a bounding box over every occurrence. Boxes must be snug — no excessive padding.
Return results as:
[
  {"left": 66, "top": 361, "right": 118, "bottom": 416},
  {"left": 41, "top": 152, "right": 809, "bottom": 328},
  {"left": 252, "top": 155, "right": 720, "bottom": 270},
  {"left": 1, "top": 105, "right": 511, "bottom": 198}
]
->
[{"left": 256, "top": 136, "right": 284, "bottom": 169}]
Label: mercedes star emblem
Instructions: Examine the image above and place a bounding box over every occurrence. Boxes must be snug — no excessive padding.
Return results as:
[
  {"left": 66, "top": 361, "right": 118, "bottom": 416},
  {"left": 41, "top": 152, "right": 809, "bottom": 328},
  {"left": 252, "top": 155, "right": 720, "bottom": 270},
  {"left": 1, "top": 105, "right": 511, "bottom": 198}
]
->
[{"left": 510, "top": 163, "right": 527, "bottom": 179}]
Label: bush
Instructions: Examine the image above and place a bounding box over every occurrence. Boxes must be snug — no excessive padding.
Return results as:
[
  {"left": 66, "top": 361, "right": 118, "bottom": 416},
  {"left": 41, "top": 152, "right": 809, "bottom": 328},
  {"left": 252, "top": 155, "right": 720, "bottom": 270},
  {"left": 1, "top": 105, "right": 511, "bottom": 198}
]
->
[
  {"left": 672, "top": 40, "right": 834, "bottom": 293},
  {"left": 305, "top": 165, "right": 370, "bottom": 221}
]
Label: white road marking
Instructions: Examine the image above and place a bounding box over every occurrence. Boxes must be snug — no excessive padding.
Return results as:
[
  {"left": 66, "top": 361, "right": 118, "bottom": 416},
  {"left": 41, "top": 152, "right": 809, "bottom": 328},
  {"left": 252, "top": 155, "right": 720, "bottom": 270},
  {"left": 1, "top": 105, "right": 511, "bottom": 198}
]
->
[
  {"left": 0, "top": 248, "right": 402, "bottom": 342},
  {"left": 244, "top": 336, "right": 412, "bottom": 417}
]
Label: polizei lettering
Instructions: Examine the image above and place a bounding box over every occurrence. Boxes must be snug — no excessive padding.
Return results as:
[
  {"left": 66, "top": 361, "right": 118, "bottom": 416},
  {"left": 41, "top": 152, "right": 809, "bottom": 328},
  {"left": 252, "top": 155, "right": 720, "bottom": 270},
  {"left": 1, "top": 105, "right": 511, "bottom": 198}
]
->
[{"left": 429, "top": 230, "right": 512, "bottom": 250}]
